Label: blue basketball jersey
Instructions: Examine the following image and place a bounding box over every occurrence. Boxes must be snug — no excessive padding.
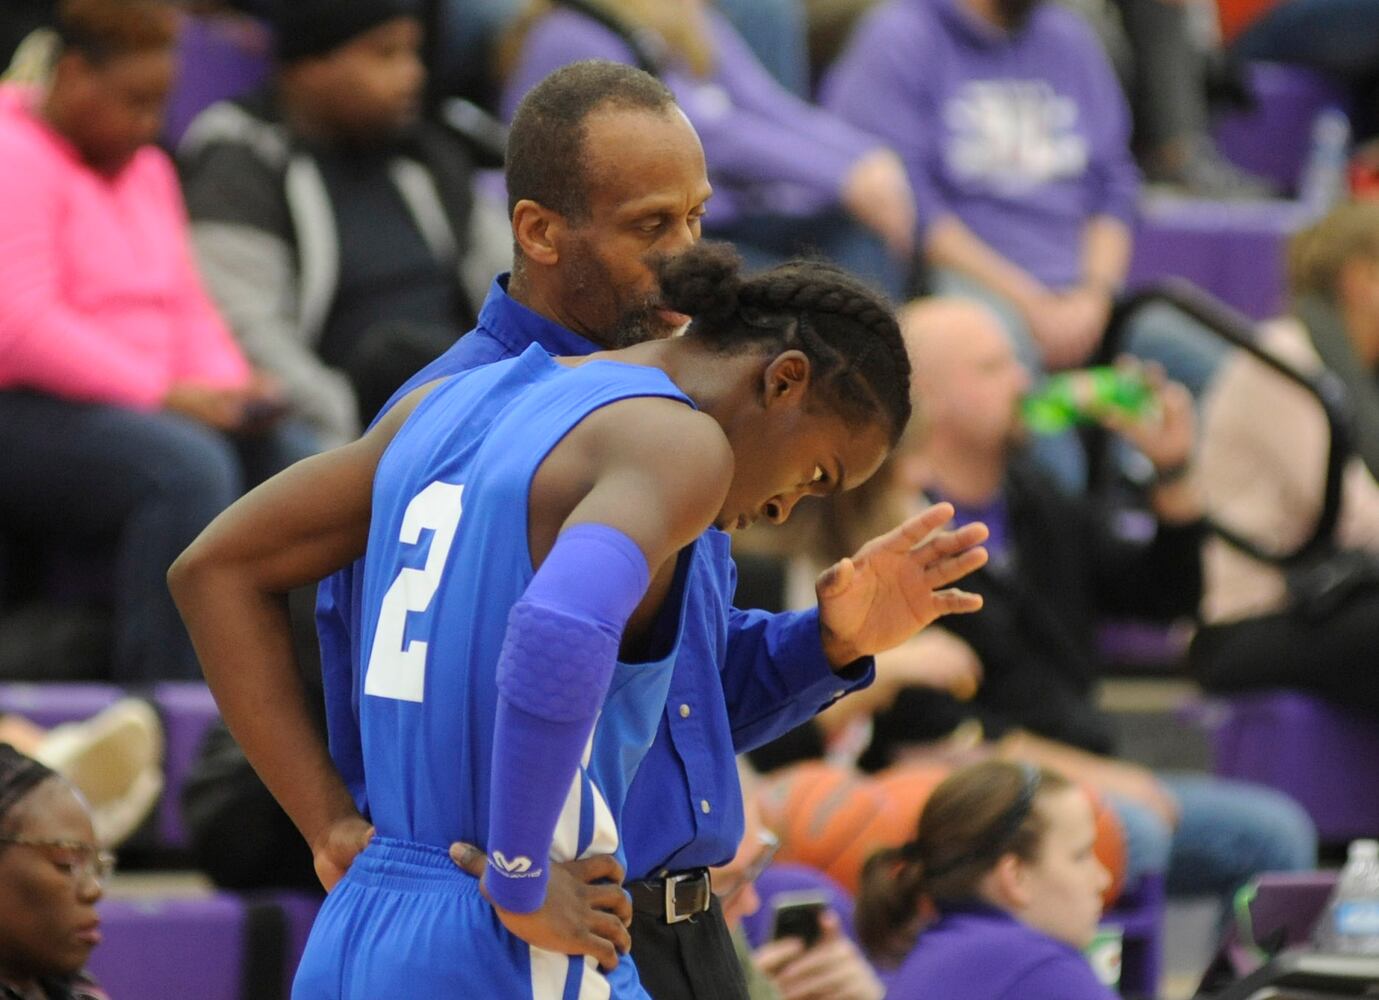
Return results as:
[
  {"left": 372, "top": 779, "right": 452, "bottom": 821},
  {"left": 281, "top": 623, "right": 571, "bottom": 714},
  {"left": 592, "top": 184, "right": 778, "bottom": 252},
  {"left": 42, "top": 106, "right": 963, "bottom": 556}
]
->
[{"left": 303, "top": 344, "right": 709, "bottom": 998}]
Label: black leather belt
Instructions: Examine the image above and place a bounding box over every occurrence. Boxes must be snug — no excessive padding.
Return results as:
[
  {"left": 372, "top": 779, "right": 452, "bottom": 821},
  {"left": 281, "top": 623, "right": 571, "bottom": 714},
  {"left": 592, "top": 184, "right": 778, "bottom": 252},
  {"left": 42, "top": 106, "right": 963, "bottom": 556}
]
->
[{"left": 628, "top": 868, "right": 713, "bottom": 924}]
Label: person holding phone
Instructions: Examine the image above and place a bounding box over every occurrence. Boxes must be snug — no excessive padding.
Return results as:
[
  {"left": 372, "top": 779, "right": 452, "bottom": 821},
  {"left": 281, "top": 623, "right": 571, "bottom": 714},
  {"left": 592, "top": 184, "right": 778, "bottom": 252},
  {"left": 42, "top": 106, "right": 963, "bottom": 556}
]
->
[
  {"left": 713, "top": 765, "right": 884, "bottom": 1000},
  {"left": 856, "top": 760, "right": 1114, "bottom": 1000}
]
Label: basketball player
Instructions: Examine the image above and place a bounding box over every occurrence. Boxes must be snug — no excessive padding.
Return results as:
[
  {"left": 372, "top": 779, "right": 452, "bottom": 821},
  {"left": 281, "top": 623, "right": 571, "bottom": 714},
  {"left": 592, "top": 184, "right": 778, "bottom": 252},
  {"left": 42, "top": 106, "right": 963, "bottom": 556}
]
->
[{"left": 171, "top": 242, "right": 988, "bottom": 997}]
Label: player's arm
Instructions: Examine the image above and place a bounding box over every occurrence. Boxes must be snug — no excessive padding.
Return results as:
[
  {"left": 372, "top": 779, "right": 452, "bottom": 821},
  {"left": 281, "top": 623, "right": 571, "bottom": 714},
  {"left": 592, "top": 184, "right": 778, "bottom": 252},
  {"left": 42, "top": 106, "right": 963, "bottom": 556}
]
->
[
  {"left": 483, "top": 399, "right": 732, "bottom": 919},
  {"left": 168, "top": 386, "right": 435, "bottom": 887}
]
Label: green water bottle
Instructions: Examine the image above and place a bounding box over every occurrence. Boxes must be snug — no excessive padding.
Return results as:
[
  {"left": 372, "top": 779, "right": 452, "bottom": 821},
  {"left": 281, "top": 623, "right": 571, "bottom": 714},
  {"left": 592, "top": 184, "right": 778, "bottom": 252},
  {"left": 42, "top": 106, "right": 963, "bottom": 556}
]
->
[{"left": 1022, "top": 366, "right": 1154, "bottom": 435}]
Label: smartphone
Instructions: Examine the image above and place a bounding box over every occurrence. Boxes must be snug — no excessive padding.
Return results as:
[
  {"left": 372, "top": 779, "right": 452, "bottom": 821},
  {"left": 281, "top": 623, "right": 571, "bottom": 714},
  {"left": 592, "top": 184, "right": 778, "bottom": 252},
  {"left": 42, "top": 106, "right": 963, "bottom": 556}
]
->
[{"left": 769, "top": 890, "right": 827, "bottom": 949}]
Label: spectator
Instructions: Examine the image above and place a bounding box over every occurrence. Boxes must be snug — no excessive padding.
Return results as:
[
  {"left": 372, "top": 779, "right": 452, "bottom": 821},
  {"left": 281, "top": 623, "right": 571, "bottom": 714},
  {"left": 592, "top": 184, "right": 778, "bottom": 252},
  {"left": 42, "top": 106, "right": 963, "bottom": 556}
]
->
[
  {"left": 499, "top": 0, "right": 917, "bottom": 299},
  {"left": 714, "top": 763, "right": 885, "bottom": 1000},
  {"left": 821, "top": 0, "right": 1227, "bottom": 488},
  {"left": 0, "top": 744, "right": 112, "bottom": 1000},
  {"left": 0, "top": 0, "right": 311, "bottom": 683},
  {"left": 856, "top": 760, "right": 1115, "bottom": 1000},
  {"left": 831, "top": 298, "right": 1317, "bottom": 904},
  {"left": 1092, "top": 0, "right": 1274, "bottom": 198},
  {"left": 179, "top": 0, "right": 510, "bottom": 446},
  {"left": 1192, "top": 201, "right": 1379, "bottom": 717}
]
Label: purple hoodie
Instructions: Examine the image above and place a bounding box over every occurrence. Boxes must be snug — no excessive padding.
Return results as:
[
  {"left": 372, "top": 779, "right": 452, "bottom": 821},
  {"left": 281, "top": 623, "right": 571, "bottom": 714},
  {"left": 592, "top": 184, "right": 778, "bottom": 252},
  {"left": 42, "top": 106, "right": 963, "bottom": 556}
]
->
[
  {"left": 501, "top": 8, "right": 884, "bottom": 228},
  {"left": 884, "top": 903, "right": 1118, "bottom": 1000},
  {"left": 821, "top": 0, "right": 1139, "bottom": 289}
]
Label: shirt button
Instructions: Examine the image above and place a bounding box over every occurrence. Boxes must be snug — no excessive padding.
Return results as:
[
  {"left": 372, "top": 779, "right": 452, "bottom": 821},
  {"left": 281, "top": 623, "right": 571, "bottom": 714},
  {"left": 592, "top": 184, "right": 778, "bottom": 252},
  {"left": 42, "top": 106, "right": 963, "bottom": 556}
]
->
[
  {"left": 832, "top": 690, "right": 846, "bottom": 699},
  {"left": 700, "top": 799, "right": 711, "bottom": 814},
  {"left": 679, "top": 704, "right": 691, "bottom": 718}
]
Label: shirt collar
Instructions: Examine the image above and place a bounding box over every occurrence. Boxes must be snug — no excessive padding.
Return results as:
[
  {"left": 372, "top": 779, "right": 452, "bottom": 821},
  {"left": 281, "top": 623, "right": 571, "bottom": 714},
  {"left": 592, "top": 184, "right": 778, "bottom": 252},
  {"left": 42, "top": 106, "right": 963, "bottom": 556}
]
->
[{"left": 477, "top": 274, "right": 603, "bottom": 359}]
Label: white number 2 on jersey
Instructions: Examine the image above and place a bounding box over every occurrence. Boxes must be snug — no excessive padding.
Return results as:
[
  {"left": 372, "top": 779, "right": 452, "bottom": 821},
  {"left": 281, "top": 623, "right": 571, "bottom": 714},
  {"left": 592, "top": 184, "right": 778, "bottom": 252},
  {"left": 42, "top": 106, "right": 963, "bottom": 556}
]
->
[{"left": 364, "top": 481, "right": 465, "bottom": 703}]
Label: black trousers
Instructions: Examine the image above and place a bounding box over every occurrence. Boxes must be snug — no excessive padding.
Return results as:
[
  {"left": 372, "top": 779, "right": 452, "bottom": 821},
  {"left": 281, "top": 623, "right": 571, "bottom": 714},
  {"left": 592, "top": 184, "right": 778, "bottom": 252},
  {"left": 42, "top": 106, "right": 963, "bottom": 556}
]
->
[
  {"left": 630, "top": 896, "right": 750, "bottom": 1000},
  {"left": 1190, "top": 593, "right": 1379, "bottom": 717}
]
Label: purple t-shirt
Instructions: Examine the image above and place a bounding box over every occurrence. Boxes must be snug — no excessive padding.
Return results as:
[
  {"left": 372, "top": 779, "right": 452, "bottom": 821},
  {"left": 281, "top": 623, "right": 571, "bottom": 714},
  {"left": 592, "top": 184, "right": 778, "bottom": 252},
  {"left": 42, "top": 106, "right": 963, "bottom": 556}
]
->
[
  {"left": 501, "top": 9, "right": 882, "bottom": 227},
  {"left": 885, "top": 903, "right": 1117, "bottom": 1000},
  {"left": 821, "top": 0, "right": 1139, "bottom": 289}
]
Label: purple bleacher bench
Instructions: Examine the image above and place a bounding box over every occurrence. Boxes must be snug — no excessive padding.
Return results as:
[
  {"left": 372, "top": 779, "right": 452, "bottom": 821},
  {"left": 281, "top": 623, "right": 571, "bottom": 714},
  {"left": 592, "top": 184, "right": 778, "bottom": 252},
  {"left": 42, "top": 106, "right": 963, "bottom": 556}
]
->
[
  {"left": 1191, "top": 690, "right": 1379, "bottom": 844},
  {"left": 1129, "top": 63, "right": 1351, "bottom": 322},
  {"left": 0, "top": 682, "right": 124, "bottom": 728},
  {"left": 1214, "top": 62, "right": 1351, "bottom": 195},
  {"left": 90, "top": 894, "right": 248, "bottom": 1000},
  {"left": 165, "top": 13, "right": 272, "bottom": 147},
  {"left": 152, "top": 681, "right": 222, "bottom": 851}
]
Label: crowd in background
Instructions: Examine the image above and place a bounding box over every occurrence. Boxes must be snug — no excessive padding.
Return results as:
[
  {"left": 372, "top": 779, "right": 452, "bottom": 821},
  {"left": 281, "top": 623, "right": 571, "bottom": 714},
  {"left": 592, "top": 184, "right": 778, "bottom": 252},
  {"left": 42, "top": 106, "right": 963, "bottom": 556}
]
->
[{"left": 1, "top": 0, "right": 1378, "bottom": 997}]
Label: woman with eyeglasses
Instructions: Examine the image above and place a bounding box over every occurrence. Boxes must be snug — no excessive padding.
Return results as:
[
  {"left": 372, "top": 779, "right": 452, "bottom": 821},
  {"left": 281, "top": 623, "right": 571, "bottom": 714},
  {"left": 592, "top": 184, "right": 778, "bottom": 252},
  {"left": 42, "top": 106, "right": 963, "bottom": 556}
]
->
[
  {"left": 0, "top": 744, "right": 111, "bottom": 1000},
  {"left": 713, "top": 763, "right": 884, "bottom": 1000},
  {"left": 856, "top": 760, "right": 1114, "bottom": 1000}
]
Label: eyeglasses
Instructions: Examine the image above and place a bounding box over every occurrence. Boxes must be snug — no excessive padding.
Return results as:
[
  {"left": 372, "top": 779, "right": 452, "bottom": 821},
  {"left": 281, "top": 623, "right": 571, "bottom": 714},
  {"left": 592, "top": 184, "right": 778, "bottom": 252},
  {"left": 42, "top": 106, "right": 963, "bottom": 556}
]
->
[
  {"left": 0, "top": 836, "right": 116, "bottom": 887},
  {"left": 714, "top": 828, "right": 780, "bottom": 904}
]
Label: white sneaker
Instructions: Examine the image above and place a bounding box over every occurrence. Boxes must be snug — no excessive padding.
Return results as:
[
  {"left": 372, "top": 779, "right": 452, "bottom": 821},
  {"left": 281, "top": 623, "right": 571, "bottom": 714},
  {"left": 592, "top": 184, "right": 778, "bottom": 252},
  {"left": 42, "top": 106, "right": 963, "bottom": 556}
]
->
[{"left": 34, "top": 698, "right": 164, "bottom": 848}]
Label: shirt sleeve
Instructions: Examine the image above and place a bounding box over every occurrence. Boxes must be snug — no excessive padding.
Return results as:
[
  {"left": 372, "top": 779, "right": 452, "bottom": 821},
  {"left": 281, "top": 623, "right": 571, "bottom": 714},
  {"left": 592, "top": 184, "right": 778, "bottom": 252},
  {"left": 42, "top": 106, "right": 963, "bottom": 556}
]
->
[
  {"left": 722, "top": 606, "right": 873, "bottom": 752},
  {"left": 701, "top": 12, "right": 880, "bottom": 190},
  {"left": 154, "top": 154, "right": 252, "bottom": 389},
  {"left": 500, "top": 13, "right": 640, "bottom": 121},
  {"left": 1073, "top": 23, "right": 1139, "bottom": 226},
  {"left": 0, "top": 146, "right": 171, "bottom": 407},
  {"left": 819, "top": 3, "right": 949, "bottom": 235},
  {"left": 182, "top": 133, "right": 359, "bottom": 444}
]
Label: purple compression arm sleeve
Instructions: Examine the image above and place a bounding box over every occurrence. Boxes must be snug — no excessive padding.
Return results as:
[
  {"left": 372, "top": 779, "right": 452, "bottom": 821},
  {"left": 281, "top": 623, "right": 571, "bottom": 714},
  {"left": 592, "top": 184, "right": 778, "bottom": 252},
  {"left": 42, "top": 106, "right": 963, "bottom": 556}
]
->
[{"left": 486, "top": 523, "right": 651, "bottom": 912}]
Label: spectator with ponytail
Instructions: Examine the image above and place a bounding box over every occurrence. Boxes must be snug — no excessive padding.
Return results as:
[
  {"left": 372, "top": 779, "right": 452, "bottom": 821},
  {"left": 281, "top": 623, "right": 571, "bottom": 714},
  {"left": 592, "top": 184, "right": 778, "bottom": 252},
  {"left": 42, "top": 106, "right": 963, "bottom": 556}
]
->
[{"left": 856, "top": 760, "right": 1114, "bottom": 1000}]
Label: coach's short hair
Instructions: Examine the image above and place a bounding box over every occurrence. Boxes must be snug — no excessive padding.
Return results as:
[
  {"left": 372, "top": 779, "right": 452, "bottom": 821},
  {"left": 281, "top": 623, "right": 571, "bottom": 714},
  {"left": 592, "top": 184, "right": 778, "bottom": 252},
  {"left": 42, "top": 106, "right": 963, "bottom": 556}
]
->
[{"left": 505, "top": 60, "right": 677, "bottom": 223}]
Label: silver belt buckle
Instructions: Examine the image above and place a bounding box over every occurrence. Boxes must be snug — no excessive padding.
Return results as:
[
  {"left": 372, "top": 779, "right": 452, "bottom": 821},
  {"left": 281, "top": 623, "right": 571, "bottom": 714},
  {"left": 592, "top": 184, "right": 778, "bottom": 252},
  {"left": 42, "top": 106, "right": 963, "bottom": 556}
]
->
[{"left": 664, "top": 870, "right": 708, "bottom": 924}]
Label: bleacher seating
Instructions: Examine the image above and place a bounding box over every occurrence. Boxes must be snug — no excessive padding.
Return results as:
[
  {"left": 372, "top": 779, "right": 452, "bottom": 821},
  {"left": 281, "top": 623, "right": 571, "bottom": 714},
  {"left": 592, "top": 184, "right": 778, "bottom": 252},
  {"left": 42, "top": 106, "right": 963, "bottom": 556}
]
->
[
  {"left": 1127, "top": 63, "right": 1350, "bottom": 321},
  {"left": 1188, "top": 691, "right": 1379, "bottom": 845}
]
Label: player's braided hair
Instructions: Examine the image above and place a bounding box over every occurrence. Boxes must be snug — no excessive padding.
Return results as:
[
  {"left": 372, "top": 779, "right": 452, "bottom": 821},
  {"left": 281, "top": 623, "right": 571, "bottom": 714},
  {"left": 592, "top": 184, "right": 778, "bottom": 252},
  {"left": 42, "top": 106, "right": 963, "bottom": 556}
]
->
[{"left": 659, "top": 243, "right": 912, "bottom": 444}]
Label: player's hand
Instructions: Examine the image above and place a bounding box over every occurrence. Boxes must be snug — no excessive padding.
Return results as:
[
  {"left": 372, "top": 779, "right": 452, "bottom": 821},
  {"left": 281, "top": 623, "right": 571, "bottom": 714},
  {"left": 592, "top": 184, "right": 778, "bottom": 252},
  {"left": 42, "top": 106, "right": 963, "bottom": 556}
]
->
[
  {"left": 311, "top": 814, "right": 375, "bottom": 892},
  {"left": 449, "top": 842, "right": 633, "bottom": 971},
  {"left": 817, "top": 502, "right": 988, "bottom": 667}
]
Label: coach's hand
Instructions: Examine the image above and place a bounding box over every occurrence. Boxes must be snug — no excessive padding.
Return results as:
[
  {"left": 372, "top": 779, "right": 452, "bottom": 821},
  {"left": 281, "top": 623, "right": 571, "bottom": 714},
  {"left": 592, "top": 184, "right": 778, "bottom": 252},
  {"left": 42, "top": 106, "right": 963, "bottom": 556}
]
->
[
  {"left": 450, "top": 842, "right": 633, "bottom": 971},
  {"left": 312, "top": 814, "right": 375, "bottom": 892},
  {"left": 817, "top": 502, "right": 988, "bottom": 668}
]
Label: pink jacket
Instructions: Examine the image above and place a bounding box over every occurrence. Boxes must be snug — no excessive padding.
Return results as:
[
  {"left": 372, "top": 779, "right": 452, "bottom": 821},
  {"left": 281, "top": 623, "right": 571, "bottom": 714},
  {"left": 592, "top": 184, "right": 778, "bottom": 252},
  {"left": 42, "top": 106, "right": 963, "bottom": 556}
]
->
[{"left": 0, "top": 86, "right": 249, "bottom": 408}]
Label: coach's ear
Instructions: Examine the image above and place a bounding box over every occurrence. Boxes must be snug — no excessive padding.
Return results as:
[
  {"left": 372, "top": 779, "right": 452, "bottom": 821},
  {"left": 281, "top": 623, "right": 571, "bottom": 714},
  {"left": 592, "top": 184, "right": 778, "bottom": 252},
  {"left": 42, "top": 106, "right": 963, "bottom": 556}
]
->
[
  {"left": 449, "top": 841, "right": 487, "bottom": 878},
  {"left": 512, "top": 199, "right": 563, "bottom": 267}
]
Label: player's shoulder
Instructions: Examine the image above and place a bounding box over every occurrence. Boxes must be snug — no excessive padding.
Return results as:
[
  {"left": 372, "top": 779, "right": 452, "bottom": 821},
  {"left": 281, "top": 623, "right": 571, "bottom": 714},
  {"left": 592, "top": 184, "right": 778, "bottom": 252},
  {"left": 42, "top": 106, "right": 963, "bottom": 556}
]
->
[{"left": 590, "top": 395, "right": 732, "bottom": 478}]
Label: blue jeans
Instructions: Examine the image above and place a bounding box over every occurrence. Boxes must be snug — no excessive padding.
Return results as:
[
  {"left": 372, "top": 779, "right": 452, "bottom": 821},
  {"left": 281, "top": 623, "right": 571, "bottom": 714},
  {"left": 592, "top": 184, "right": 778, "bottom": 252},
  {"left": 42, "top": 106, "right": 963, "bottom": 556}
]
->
[
  {"left": 1108, "top": 773, "right": 1317, "bottom": 905},
  {"left": 716, "top": 0, "right": 811, "bottom": 96},
  {"left": 1234, "top": 0, "right": 1379, "bottom": 80},
  {"left": 0, "top": 391, "right": 318, "bottom": 681}
]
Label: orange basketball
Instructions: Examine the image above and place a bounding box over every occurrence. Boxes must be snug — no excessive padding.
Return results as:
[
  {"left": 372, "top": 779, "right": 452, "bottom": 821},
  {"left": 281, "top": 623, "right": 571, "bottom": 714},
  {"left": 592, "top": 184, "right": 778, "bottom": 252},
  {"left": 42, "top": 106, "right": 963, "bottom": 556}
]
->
[
  {"left": 755, "top": 761, "right": 1128, "bottom": 906},
  {"left": 1086, "top": 787, "right": 1128, "bottom": 906},
  {"left": 755, "top": 762, "right": 912, "bottom": 893}
]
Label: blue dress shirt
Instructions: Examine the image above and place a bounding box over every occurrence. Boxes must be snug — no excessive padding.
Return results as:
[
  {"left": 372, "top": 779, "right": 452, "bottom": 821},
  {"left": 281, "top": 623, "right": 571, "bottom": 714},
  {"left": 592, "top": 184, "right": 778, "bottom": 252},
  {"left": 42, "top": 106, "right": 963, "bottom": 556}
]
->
[{"left": 316, "top": 274, "right": 874, "bottom": 879}]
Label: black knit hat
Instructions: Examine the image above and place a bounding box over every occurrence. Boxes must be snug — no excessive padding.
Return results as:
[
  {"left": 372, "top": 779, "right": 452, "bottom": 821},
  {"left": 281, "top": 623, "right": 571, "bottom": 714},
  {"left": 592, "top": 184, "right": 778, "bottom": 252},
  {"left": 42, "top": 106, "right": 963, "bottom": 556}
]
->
[
  {"left": 270, "top": 0, "right": 420, "bottom": 62},
  {"left": 0, "top": 743, "right": 56, "bottom": 826}
]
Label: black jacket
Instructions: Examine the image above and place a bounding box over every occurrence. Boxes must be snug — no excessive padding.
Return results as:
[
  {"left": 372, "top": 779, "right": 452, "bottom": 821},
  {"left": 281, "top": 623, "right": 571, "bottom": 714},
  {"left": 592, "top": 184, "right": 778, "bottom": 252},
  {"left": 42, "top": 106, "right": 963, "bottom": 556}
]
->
[{"left": 864, "top": 459, "right": 1205, "bottom": 764}]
